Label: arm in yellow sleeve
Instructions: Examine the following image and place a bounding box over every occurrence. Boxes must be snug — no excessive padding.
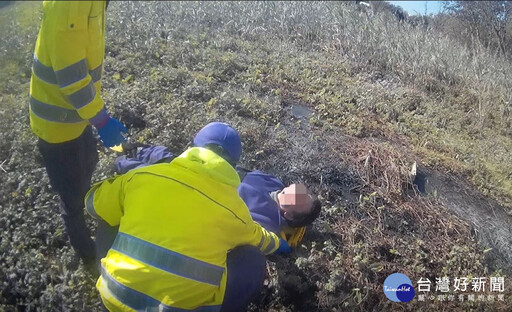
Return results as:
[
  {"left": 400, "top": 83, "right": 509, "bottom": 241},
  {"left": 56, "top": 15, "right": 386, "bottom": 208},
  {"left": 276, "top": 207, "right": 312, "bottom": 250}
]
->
[
  {"left": 228, "top": 200, "right": 281, "bottom": 255},
  {"left": 45, "top": 1, "right": 104, "bottom": 120},
  {"left": 247, "top": 221, "right": 281, "bottom": 255},
  {"left": 84, "top": 176, "right": 124, "bottom": 226}
]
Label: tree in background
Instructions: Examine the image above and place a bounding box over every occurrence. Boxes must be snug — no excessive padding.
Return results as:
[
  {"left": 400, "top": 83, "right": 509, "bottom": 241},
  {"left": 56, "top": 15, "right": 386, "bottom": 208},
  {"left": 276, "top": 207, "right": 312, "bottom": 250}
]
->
[
  {"left": 443, "top": 1, "right": 512, "bottom": 58},
  {"left": 371, "top": 1, "right": 408, "bottom": 22}
]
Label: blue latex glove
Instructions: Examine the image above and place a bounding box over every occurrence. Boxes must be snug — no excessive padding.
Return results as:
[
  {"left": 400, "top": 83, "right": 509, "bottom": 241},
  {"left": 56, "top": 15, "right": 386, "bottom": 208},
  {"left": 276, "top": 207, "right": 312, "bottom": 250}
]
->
[
  {"left": 97, "top": 117, "right": 127, "bottom": 147},
  {"left": 274, "top": 238, "right": 292, "bottom": 255},
  {"left": 90, "top": 108, "right": 127, "bottom": 148}
]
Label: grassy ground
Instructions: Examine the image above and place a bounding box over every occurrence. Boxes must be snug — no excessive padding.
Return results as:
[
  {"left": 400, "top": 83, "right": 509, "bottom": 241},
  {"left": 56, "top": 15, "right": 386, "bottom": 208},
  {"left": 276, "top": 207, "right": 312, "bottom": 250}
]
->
[{"left": 1, "top": 1, "right": 511, "bottom": 311}]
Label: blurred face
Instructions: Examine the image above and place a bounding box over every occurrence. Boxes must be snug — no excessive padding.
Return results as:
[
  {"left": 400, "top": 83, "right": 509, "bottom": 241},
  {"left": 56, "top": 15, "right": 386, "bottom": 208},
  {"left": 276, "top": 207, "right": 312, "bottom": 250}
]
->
[{"left": 278, "top": 184, "right": 313, "bottom": 221}]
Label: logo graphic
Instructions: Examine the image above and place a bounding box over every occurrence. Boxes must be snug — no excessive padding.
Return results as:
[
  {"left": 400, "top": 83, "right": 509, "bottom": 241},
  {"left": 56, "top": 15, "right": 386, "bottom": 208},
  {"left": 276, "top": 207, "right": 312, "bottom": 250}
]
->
[{"left": 383, "top": 273, "right": 415, "bottom": 302}]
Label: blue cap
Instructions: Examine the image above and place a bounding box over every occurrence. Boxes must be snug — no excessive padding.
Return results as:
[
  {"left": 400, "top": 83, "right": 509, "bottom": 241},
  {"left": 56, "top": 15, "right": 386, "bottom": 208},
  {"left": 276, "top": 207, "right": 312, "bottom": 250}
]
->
[{"left": 193, "top": 122, "right": 242, "bottom": 162}]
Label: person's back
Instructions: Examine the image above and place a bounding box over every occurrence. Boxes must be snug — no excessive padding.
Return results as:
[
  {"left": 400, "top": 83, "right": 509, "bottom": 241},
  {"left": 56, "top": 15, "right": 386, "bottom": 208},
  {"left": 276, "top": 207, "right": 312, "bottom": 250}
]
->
[{"left": 87, "top": 146, "right": 280, "bottom": 311}]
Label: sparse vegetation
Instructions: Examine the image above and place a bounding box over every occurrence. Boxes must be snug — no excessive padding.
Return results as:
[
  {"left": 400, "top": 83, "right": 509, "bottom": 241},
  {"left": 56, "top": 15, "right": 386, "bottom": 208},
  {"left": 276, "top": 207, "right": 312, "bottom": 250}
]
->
[{"left": 1, "top": 1, "right": 511, "bottom": 311}]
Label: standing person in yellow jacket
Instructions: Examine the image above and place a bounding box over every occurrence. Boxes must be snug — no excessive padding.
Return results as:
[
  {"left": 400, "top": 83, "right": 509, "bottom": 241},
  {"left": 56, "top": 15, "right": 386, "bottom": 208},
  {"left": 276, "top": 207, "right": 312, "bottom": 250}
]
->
[
  {"left": 85, "top": 122, "right": 287, "bottom": 312},
  {"left": 29, "top": 0, "right": 126, "bottom": 274}
]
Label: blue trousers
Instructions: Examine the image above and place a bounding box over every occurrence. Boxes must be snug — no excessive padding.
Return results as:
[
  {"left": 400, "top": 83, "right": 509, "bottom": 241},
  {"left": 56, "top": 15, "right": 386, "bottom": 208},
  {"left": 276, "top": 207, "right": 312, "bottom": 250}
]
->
[
  {"left": 97, "top": 226, "right": 266, "bottom": 312},
  {"left": 38, "top": 127, "right": 98, "bottom": 265},
  {"left": 221, "top": 246, "right": 266, "bottom": 312}
]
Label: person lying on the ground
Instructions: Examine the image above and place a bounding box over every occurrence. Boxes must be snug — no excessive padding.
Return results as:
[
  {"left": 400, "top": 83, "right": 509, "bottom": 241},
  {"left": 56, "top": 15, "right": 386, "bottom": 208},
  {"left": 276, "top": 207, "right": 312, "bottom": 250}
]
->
[
  {"left": 113, "top": 145, "right": 322, "bottom": 248},
  {"left": 236, "top": 168, "right": 322, "bottom": 247},
  {"left": 85, "top": 122, "right": 287, "bottom": 312}
]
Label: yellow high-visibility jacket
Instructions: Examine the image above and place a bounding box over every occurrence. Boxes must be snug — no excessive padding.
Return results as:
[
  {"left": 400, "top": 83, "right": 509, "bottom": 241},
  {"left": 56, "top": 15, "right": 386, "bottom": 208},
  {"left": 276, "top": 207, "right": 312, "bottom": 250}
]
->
[
  {"left": 29, "top": 1, "right": 106, "bottom": 143},
  {"left": 85, "top": 147, "right": 280, "bottom": 312}
]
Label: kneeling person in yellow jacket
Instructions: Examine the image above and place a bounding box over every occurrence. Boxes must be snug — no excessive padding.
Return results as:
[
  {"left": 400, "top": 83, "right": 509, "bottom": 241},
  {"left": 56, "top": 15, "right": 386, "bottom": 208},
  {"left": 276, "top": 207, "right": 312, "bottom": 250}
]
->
[{"left": 85, "top": 122, "right": 283, "bottom": 312}]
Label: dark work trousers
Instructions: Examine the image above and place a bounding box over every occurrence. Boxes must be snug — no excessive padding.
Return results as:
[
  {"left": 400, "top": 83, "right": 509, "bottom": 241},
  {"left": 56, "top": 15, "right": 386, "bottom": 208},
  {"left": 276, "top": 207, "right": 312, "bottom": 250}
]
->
[
  {"left": 37, "top": 126, "right": 99, "bottom": 265},
  {"left": 95, "top": 219, "right": 119, "bottom": 262},
  {"left": 221, "top": 246, "right": 267, "bottom": 312}
]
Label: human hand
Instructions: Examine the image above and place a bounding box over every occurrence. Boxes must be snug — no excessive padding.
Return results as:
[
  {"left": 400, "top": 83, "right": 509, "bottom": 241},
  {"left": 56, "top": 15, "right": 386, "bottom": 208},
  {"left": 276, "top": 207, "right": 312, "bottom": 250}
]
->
[
  {"left": 96, "top": 117, "right": 127, "bottom": 147},
  {"left": 274, "top": 238, "right": 292, "bottom": 255}
]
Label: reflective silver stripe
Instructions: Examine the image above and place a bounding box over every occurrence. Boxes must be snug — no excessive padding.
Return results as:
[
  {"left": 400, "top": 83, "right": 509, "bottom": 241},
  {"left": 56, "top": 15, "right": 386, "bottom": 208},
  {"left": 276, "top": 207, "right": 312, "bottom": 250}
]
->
[
  {"left": 85, "top": 189, "right": 99, "bottom": 219},
  {"left": 256, "top": 236, "right": 265, "bottom": 250},
  {"left": 112, "top": 233, "right": 225, "bottom": 286},
  {"left": 32, "top": 56, "right": 57, "bottom": 84},
  {"left": 90, "top": 64, "right": 102, "bottom": 83},
  {"left": 55, "top": 59, "right": 88, "bottom": 88},
  {"left": 32, "top": 55, "right": 102, "bottom": 85},
  {"left": 101, "top": 267, "right": 221, "bottom": 312},
  {"left": 29, "top": 97, "right": 83, "bottom": 123},
  {"left": 262, "top": 238, "right": 277, "bottom": 254},
  {"left": 67, "top": 81, "right": 96, "bottom": 109}
]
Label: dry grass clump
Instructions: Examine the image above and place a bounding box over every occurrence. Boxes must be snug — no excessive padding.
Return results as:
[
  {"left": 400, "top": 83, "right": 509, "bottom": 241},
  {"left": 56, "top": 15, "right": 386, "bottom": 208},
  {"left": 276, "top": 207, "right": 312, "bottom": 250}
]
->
[
  {"left": 307, "top": 137, "right": 512, "bottom": 311},
  {"left": 344, "top": 139, "right": 414, "bottom": 198}
]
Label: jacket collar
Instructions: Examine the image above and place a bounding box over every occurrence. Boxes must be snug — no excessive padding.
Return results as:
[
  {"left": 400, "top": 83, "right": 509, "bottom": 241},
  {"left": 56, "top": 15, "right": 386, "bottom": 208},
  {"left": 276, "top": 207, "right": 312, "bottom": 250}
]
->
[{"left": 171, "top": 147, "right": 241, "bottom": 187}]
